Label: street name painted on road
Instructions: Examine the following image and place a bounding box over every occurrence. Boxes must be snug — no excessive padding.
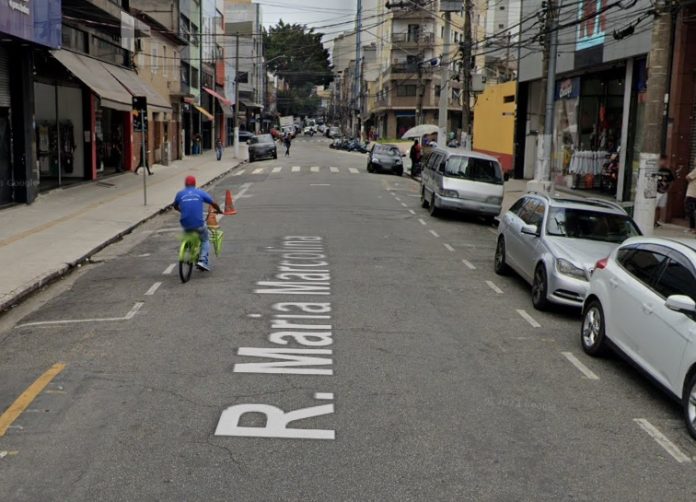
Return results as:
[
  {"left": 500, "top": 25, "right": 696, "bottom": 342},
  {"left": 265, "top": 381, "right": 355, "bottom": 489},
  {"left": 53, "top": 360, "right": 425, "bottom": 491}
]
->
[{"left": 215, "top": 236, "right": 336, "bottom": 440}]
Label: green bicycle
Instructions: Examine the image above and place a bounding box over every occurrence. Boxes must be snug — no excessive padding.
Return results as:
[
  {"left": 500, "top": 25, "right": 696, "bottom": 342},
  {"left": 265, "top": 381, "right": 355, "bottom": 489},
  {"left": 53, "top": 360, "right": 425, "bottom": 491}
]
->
[{"left": 178, "top": 218, "right": 224, "bottom": 283}]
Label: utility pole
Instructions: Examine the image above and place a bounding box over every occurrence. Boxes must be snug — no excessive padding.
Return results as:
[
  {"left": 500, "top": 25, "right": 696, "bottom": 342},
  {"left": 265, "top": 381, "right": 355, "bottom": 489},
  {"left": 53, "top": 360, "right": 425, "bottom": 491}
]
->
[
  {"left": 353, "top": 0, "right": 362, "bottom": 139},
  {"left": 634, "top": 3, "right": 673, "bottom": 235},
  {"left": 233, "top": 34, "right": 240, "bottom": 159},
  {"left": 461, "top": 0, "right": 472, "bottom": 149},
  {"left": 437, "top": 11, "right": 452, "bottom": 143},
  {"left": 528, "top": 0, "right": 559, "bottom": 193},
  {"left": 416, "top": 55, "right": 424, "bottom": 125}
]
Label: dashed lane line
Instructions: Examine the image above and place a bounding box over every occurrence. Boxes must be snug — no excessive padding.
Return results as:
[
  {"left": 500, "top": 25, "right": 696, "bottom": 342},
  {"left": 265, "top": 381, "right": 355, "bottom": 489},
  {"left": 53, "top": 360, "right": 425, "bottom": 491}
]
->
[
  {"left": 162, "top": 263, "right": 176, "bottom": 275},
  {"left": 145, "top": 282, "right": 162, "bottom": 296},
  {"left": 462, "top": 259, "right": 477, "bottom": 270},
  {"left": 561, "top": 352, "right": 599, "bottom": 380},
  {"left": 408, "top": 209, "right": 416, "bottom": 215},
  {"left": 401, "top": 202, "right": 408, "bottom": 208},
  {"left": 310, "top": 166, "right": 320, "bottom": 172},
  {"left": 330, "top": 167, "right": 339, "bottom": 173},
  {"left": 486, "top": 280, "right": 503, "bottom": 294},
  {"left": 634, "top": 418, "right": 692, "bottom": 464},
  {"left": 516, "top": 309, "right": 541, "bottom": 328},
  {"left": 349, "top": 168, "right": 359, "bottom": 174},
  {"left": 487, "top": 228, "right": 498, "bottom": 235},
  {"left": 0, "top": 363, "right": 66, "bottom": 437},
  {"left": 443, "top": 243, "right": 455, "bottom": 252},
  {"left": 394, "top": 197, "right": 402, "bottom": 201},
  {"left": 418, "top": 218, "right": 427, "bottom": 226},
  {"left": 272, "top": 166, "right": 282, "bottom": 173},
  {"left": 429, "top": 230, "right": 440, "bottom": 238},
  {"left": 291, "top": 166, "right": 301, "bottom": 173}
]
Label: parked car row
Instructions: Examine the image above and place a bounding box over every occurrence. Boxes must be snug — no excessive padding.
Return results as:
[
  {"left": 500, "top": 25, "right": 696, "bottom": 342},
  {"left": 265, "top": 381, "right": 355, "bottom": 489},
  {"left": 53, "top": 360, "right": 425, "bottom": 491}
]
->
[
  {"left": 328, "top": 137, "right": 368, "bottom": 153},
  {"left": 366, "top": 144, "right": 404, "bottom": 176},
  {"left": 247, "top": 134, "right": 277, "bottom": 162},
  {"left": 410, "top": 145, "right": 696, "bottom": 438}
]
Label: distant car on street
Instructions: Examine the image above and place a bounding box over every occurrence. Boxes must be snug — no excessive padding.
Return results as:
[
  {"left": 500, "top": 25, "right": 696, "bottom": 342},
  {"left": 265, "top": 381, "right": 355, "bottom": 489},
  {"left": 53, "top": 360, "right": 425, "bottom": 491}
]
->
[
  {"left": 367, "top": 144, "right": 404, "bottom": 176},
  {"left": 236, "top": 130, "right": 255, "bottom": 144},
  {"left": 581, "top": 237, "right": 696, "bottom": 439},
  {"left": 494, "top": 193, "right": 641, "bottom": 310},
  {"left": 247, "top": 134, "right": 277, "bottom": 162},
  {"left": 303, "top": 126, "right": 316, "bottom": 136},
  {"left": 420, "top": 148, "right": 504, "bottom": 222},
  {"left": 328, "top": 126, "right": 341, "bottom": 138}
]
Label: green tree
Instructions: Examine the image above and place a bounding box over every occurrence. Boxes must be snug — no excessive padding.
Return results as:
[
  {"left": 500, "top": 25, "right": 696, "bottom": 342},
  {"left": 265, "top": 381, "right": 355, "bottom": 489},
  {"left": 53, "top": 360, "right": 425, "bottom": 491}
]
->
[{"left": 264, "top": 20, "right": 333, "bottom": 116}]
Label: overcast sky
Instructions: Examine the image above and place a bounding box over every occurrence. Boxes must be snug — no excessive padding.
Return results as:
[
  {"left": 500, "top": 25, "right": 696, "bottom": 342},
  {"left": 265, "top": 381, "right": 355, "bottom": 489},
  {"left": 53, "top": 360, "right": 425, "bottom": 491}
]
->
[{"left": 256, "top": 0, "right": 357, "bottom": 43}]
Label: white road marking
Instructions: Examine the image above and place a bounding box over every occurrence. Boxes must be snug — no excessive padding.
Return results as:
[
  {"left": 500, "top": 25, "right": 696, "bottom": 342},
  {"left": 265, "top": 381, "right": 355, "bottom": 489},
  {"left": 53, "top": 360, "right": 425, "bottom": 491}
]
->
[
  {"left": 291, "top": 166, "right": 301, "bottom": 173},
  {"left": 516, "top": 309, "right": 541, "bottom": 328},
  {"left": 136, "top": 253, "right": 151, "bottom": 257},
  {"left": 485, "top": 280, "right": 503, "bottom": 294},
  {"left": 16, "top": 302, "right": 144, "bottom": 328},
  {"left": 314, "top": 393, "right": 334, "bottom": 400},
  {"left": 162, "top": 263, "right": 176, "bottom": 275},
  {"left": 152, "top": 227, "right": 181, "bottom": 234},
  {"left": 252, "top": 168, "right": 264, "bottom": 174},
  {"left": 561, "top": 352, "right": 599, "bottom": 380},
  {"left": 418, "top": 218, "right": 427, "bottom": 226},
  {"left": 232, "top": 169, "right": 245, "bottom": 176},
  {"left": 329, "top": 166, "right": 339, "bottom": 173},
  {"left": 272, "top": 167, "right": 282, "bottom": 173},
  {"left": 400, "top": 202, "right": 408, "bottom": 207},
  {"left": 394, "top": 197, "right": 402, "bottom": 201},
  {"left": 310, "top": 184, "right": 331, "bottom": 186},
  {"left": 235, "top": 183, "right": 253, "bottom": 199},
  {"left": 408, "top": 209, "right": 416, "bottom": 215},
  {"left": 429, "top": 230, "right": 440, "bottom": 238},
  {"left": 487, "top": 228, "right": 497, "bottom": 235},
  {"left": 634, "top": 418, "right": 692, "bottom": 463},
  {"left": 349, "top": 167, "right": 359, "bottom": 174},
  {"left": 443, "top": 243, "right": 455, "bottom": 252},
  {"left": 462, "top": 259, "right": 476, "bottom": 270},
  {"left": 310, "top": 166, "right": 320, "bottom": 172},
  {"left": 248, "top": 314, "right": 262, "bottom": 318},
  {"left": 144, "top": 282, "right": 162, "bottom": 296}
]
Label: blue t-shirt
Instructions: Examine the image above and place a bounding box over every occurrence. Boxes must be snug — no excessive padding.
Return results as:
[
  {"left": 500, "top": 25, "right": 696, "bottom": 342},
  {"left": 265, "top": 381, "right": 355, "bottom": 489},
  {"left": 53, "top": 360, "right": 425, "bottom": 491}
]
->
[{"left": 174, "top": 187, "right": 214, "bottom": 230}]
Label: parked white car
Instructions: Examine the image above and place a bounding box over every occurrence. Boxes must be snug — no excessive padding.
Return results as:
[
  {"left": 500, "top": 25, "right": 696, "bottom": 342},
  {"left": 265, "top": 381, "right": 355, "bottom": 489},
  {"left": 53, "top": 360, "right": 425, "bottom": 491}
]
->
[{"left": 581, "top": 237, "right": 696, "bottom": 438}]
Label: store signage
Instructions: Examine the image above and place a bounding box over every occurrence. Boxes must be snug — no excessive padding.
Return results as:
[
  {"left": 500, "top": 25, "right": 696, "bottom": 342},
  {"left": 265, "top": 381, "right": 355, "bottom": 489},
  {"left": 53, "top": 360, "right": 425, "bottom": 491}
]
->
[
  {"left": 0, "top": 0, "right": 61, "bottom": 48},
  {"left": 555, "top": 78, "right": 580, "bottom": 100},
  {"left": 576, "top": 0, "right": 608, "bottom": 51}
]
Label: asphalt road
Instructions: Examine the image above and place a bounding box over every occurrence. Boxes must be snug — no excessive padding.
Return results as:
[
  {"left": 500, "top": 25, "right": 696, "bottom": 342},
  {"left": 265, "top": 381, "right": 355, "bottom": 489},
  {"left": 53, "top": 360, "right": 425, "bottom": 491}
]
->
[{"left": 1, "top": 136, "right": 695, "bottom": 501}]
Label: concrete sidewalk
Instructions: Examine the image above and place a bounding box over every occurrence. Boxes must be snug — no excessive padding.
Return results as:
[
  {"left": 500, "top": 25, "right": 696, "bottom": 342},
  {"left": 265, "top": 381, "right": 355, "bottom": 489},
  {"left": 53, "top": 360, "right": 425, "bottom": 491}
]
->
[
  {"left": 502, "top": 178, "right": 691, "bottom": 239},
  {"left": 0, "top": 149, "right": 245, "bottom": 313}
]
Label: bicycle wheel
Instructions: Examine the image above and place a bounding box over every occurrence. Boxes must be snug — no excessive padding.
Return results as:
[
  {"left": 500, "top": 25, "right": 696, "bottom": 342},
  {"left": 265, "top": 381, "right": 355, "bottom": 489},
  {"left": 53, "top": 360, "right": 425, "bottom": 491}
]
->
[{"left": 179, "top": 241, "right": 194, "bottom": 283}]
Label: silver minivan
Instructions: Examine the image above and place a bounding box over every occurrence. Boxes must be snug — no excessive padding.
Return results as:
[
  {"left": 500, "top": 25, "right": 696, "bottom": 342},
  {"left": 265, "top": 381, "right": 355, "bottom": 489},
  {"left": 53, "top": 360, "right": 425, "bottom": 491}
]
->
[{"left": 420, "top": 148, "right": 505, "bottom": 221}]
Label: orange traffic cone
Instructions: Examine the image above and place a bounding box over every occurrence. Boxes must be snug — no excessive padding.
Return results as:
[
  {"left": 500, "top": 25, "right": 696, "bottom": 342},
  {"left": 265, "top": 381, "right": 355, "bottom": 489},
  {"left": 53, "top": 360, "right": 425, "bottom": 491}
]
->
[{"left": 223, "top": 190, "right": 237, "bottom": 215}]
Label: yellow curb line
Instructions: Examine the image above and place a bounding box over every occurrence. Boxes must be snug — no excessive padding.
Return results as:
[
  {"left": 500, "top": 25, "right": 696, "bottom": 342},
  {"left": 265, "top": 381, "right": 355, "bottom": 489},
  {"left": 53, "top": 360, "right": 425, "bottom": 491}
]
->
[{"left": 0, "top": 363, "right": 66, "bottom": 437}]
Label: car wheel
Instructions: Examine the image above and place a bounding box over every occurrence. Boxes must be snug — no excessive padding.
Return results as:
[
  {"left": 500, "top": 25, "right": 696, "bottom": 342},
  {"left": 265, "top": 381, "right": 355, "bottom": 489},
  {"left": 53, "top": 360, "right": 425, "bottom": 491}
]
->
[
  {"left": 395, "top": 167, "right": 403, "bottom": 177},
  {"left": 273, "top": 152, "right": 277, "bottom": 159},
  {"left": 494, "top": 237, "right": 510, "bottom": 275},
  {"left": 581, "top": 300, "right": 608, "bottom": 356},
  {"left": 531, "top": 264, "right": 550, "bottom": 310},
  {"left": 367, "top": 164, "right": 374, "bottom": 173},
  {"left": 683, "top": 373, "right": 696, "bottom": 440},
  {"left": 421, "top": 188, "right": 429, "bottom": 208},
  {"left": 249, "top": 154, "right": 255, "bottom": 163},
  {"left": 429, "top": 194, "right": 439, "bottom": 217}
]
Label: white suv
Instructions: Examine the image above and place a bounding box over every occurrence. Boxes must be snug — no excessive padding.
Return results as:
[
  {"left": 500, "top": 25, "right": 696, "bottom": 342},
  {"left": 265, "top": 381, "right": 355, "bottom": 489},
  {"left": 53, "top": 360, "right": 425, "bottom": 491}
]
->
[{"left": 581, "top": 237, "right": 696, "bottom": 438}]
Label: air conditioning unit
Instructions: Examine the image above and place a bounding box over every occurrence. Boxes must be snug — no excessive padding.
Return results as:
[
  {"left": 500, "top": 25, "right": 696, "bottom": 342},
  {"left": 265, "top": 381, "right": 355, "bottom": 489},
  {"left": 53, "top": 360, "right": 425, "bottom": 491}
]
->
[{"left": 471, "top": 74, "right": 486, "bottom": 92}]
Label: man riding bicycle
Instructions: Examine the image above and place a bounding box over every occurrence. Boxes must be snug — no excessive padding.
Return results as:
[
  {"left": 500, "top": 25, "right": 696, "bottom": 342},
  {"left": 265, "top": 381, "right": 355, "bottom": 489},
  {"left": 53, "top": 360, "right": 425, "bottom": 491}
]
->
[{"left": 173, "top": 176, "right": 222, "bottom": 271}]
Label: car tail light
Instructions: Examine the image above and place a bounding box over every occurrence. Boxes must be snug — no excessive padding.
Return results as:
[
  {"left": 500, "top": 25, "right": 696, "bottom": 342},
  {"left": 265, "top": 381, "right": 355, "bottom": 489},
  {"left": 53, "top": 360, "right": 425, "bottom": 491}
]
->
[{"left": 594, "top": 257, "right": 608, "bottom": 270}]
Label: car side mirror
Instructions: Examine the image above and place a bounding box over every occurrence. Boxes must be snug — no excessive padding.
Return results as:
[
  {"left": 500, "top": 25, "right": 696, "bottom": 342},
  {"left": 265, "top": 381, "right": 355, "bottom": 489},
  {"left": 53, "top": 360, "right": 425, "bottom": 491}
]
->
[
  {"left": 521, "top": 224, "right": 539, "bottom": 236},
  {"left": 665, "top": 295, "right": 696, "bottom": 316}
]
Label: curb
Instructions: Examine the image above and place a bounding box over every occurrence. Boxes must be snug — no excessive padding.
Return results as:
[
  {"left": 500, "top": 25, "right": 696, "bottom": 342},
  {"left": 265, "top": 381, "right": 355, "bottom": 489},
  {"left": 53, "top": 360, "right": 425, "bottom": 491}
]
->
[{"left": 0, "top": 159, "right": 245, "bottom": 316}]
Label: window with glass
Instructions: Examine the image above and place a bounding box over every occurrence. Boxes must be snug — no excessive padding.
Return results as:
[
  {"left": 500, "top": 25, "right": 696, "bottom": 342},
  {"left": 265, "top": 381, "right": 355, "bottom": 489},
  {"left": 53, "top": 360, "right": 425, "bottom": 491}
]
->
[
  {"left": 546, "top": 208, "right": 640, "bottom": 243},
  {"left": 444, "top": 156, "right": 503, "bottom": 184},
  {"left": 654, "top": 255, "right": 696, "bottom": 301},
  {"left": 618, "top": 248, "right": 667, "bottom": 288}
]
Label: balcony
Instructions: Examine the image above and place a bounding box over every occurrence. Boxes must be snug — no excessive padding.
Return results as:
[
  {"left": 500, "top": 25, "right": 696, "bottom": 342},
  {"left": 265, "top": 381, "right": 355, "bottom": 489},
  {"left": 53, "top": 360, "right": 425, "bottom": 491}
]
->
[
  {"left": 390, "top": 3, "right": 434, "bottom": 20},
  {"left": 63, "top": 0, "right": 122, "bottom": 24},
  {"left": 391, "top": 32, "right": 434, "bottom": 47}
]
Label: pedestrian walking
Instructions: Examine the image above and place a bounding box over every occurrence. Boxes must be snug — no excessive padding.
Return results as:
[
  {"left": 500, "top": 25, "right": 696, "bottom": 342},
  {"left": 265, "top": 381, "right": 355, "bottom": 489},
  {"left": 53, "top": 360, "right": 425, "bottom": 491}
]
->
[
  {"left": 685, "top": 165, "right": 696, "bottom": 234},
  {"left": 192, "top": 133, "right": 202, "bottom": 155},
  {"left": 215, "top": 138, "right": 223, "bottom": 161},
  {"left": 284, "top": 134, "right": 291, "bottom": 157},
  {"left": 409, "top": 139, "right": 422, "bottom": 177}
]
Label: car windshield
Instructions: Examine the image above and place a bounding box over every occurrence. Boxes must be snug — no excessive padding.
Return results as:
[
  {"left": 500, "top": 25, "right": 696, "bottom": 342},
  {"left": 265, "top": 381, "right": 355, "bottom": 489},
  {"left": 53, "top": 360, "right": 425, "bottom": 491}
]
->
[
  {"left": 255, "top": 134, "right": 274, "bottom": 144},
  {"left": 374, "top": 145, "right": 400, "bottom": 156},
  {"left": 445, "top": 156, "right": 502, "bottom": 184},
  {"left": 546, "top": 207, "right": 641, "bottom": 243}
]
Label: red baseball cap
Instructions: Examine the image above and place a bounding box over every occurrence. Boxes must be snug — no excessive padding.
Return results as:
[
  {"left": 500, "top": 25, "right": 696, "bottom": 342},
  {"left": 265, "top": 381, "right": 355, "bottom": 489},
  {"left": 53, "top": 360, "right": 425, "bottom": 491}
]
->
[{"left": 185, "top": 175, "right": 196, "bottom": 187}]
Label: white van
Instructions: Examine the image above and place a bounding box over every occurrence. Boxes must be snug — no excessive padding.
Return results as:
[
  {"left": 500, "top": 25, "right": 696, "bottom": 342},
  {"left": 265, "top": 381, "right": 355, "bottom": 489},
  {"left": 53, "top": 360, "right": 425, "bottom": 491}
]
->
[{"left": 420, "top": 147, "right": 505, "bottom": 222}]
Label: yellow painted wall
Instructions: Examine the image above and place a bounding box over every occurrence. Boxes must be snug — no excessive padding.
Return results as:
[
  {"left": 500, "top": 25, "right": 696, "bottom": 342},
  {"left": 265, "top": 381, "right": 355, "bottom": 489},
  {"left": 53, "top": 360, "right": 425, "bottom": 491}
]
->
[{"left": 473, "top": 81, "right": 516, "bottom": 158}]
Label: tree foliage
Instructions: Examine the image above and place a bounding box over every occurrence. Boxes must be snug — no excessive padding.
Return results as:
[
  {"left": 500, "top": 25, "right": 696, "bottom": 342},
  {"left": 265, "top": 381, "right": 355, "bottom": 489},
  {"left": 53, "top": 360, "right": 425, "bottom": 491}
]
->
[{"left": 264, "top": 20, "right": 332, "bottom": 116}]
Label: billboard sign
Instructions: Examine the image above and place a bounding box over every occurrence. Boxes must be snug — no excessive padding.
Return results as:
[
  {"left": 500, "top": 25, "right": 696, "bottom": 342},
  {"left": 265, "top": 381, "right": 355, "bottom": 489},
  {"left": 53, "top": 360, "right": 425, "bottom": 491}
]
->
[
  {"left": 576, "top": 0, "right": 608, "bottom": 51},
  {"left": 0, "top": 0, "right": 62, "bottom": 48}
]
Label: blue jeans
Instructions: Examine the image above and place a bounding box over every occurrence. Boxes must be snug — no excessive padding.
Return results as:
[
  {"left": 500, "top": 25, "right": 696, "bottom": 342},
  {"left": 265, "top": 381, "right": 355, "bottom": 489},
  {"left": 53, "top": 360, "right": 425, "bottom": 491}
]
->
[{"left": 186, "top": 225, "right": 210, "bottom": 265}]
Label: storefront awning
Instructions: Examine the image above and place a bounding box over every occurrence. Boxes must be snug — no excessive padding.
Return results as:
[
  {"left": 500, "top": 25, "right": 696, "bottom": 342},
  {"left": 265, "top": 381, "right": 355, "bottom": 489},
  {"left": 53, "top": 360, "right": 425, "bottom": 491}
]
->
[
  {"left": 193, "top": 104, "right": 214, "bottom": 121},
  {"left": 50, "top": 50, "right": 133, "bottom": 112},
  {"left": 240, "top": 98, "right": 263, "bottom": 109},
  {"left": 202, "top": 87, "right": 231, "bottom": 106},
  {"left": 105, "top": 65, "right": 172, "bottom": 113}
]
